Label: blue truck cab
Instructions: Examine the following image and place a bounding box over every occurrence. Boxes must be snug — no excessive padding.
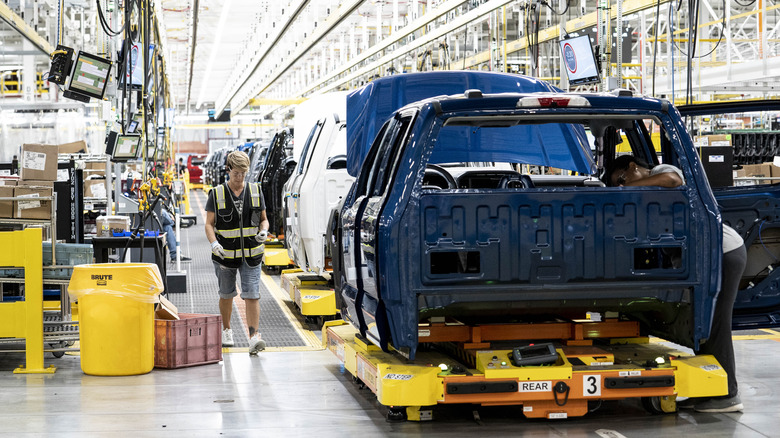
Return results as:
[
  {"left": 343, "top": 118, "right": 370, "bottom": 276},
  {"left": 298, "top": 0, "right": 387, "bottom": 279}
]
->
[{"left": 333, "top": 72, "right": 725, "bottom": 360}]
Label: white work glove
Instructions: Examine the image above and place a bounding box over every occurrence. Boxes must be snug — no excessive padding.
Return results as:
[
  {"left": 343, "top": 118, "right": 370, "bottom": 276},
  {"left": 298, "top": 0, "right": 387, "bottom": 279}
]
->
[
  {"left": 211, "top": 241, "right": 225, "bottom": 259},
  {"left": 256, "top": 229, "right": 268, "bottom": 243}
]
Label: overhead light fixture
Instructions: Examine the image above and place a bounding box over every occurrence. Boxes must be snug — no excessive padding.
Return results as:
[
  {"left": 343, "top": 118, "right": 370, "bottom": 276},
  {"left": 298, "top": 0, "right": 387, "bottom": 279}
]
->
[{"left": 195, "top": 0, "right": 235, "bottom": 109}]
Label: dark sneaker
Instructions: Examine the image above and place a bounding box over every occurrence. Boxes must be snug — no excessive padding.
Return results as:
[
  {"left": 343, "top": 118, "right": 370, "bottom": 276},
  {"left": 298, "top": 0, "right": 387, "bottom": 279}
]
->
[
  {"left": 677, "top": 397, "right": 708, "bottom": 409},
  {"left": 171, "top": 255, "right": 192, "bottom": 262},
  {"left": 694, "top": 395, "right": 743, "bottom": 413}
]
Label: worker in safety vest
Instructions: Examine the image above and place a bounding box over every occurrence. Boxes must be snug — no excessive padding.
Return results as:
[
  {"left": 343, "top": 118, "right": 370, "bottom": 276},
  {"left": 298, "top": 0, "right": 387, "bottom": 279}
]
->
[{"left": 205, "top": 151, "right": 270, "bottom": 354}]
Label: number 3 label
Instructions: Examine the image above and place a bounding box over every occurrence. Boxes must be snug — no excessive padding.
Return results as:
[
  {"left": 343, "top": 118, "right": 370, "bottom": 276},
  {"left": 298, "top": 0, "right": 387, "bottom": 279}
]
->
[{"left": 583, "top": 375, "right": 601, "bottom": 396}]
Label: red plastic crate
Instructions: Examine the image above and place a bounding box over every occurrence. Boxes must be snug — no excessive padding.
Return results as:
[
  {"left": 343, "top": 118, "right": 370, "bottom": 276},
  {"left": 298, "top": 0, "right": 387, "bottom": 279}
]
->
[{"left": 155, "top": 313, "right": 223, "bottom": 369}]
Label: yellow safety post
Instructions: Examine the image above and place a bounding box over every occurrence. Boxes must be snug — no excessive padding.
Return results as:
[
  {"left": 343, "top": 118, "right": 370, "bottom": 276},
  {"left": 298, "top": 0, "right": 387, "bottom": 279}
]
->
[
  {"left": 182, "top": 175, "right": 192, "bottom": 215},
  {"left": 0, "top": 229, "right": 55, "bottom": 373}
]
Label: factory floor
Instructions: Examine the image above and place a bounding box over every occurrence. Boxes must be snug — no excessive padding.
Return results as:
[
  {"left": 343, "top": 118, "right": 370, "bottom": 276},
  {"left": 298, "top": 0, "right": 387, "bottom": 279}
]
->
[{"left": 1, "top": 190, "right": 779, "bottom": 437}]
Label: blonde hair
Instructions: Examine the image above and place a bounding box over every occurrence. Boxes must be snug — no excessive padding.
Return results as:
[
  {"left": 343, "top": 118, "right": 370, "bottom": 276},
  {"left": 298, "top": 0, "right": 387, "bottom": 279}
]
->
[{"left": 226, "top": 151, "right": 250, "bottom": 172}]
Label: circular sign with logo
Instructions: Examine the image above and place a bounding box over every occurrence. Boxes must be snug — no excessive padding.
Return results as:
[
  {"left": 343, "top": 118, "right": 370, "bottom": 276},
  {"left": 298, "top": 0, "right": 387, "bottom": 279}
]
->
[{"left": 563, "top": 42, "right": 577, "bottom": 74}]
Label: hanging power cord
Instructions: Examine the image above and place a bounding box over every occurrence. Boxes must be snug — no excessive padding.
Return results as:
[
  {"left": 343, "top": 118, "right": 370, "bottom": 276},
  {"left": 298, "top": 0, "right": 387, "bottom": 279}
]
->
[
  {"left": 651, "top": 0, "right": 661, "bottom": 96},
  {"left": 541, "top": 0, "right": 571, "bottom": 16},
  {"left": 524, "top": 0, "right": 542, "bottom": 75},
  {"left": 121, "top": 178, "right": 164, "bottom": 262},
  {"left": 666, "top": 0, "right": 726, "bottom": 103},
  {"left": 96, "top": 0, "right": 129, "bottom": 37}
]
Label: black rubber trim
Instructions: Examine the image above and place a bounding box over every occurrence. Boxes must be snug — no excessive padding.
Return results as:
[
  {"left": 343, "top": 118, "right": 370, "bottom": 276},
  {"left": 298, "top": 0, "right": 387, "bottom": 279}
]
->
[
  {"left": 604, "top": 375, "right": 675, "bottom": 389},
  {"left": 446, "top": 380, "right": 518, "bottom": 395}
]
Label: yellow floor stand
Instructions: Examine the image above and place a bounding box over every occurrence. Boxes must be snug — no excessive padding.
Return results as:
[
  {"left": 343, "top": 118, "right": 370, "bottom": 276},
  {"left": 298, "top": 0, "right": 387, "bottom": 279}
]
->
[{"left": 0, "top": 229, "right": 56, "bottom": 374}]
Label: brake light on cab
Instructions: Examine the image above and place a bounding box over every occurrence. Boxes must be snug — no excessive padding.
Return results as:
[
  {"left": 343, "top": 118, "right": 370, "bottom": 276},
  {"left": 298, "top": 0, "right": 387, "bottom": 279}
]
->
[{"left": 518, "top": 95, "right": 591, "bottom": 108}]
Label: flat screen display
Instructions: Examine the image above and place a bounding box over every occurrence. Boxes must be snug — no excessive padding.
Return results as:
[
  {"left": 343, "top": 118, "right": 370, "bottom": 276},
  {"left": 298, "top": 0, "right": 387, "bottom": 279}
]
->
[
  {"left": 127, "top": 113, "right": 143, "bottom": 134},
  {"left": 112, "top": 134, "right": 142, "bottom": 161},
  {"left": 67, "top": 51, "right": 112, "bottom": 99},
  {"left": 120, "top": 42, "right": 156, "bottom": 89},
  {"left": 559, "top": 35, "right": 600, "bottom": 86}
]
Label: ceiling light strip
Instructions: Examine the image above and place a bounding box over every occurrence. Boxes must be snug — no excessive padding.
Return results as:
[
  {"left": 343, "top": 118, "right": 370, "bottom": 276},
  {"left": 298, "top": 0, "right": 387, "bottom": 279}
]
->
[
  {"left": 229, "top": 0, "right": 367, "bottom": 115},
  {"left": 213, "top": 0, "right": 310, "bottom": 117},
  {"left": 195, "top": 0, "right": 234, "bottom": 109}
]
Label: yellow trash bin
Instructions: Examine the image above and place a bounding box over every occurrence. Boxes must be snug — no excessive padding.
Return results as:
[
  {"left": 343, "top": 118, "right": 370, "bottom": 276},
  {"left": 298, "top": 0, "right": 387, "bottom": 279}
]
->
[{"left": 68, "top": 263, "right": 164, "bottom": 376}]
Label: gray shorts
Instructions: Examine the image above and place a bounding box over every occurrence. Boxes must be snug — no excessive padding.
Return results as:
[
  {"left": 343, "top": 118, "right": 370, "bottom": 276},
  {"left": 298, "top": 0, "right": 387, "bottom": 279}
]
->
[{"left": 213, "top": 260, "right": 262, "bottom": 300}]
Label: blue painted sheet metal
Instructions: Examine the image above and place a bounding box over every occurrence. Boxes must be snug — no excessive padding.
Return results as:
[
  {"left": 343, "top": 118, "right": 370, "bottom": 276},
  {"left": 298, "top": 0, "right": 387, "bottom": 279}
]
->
[
  {"left": 346, "top": 71, "right": 558, "bottom": 176},
  {"left": 342, "top": 92, "right": 723, "bottom": 359}
]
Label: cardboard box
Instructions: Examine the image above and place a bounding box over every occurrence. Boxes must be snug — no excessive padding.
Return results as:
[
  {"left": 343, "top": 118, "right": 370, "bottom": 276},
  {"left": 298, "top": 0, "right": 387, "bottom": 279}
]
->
[
  {"left": 0, "top": 186, "right": 13, "bottom": 218},
  {"left": 84, "top": 179, "right": 108, "bottom": 198},
  {"left": 18, "top": 180, "right": 54, "bottom": 188},
  {"left": 155, "top": 295, "right": 179, "bottom": 320},
  {"left": 14, "top": 186, "right": 53, "bottom": 219},
  {"left": 96, "top": 215, "right": 130, "bottom": 236},
  {"left": 58, "top": 140, "right": 87, "bottom": 155},
  {"left": 83, "top": 169, "right": 106, "bottom": 180},
  {"left": 695, "top": 134, "right": 732, "bottom": 147},
  {"left": 0, "top": 178, "right": 18, "bottom": 186},
  {"left": 738, "top": 163, "right": 776, "bottom": 185},
  {"left": 20, "top": 144, "right": 58, "bottom": 181},
  {"left": 86, "top": 161, "right": 107, "bottom": 170}
]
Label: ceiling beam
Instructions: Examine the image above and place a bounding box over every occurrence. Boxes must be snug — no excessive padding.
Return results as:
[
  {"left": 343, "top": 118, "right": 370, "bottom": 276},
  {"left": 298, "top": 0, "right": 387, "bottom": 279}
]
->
[
  {"left": 185, "top": 0, "right": 200, "bottom": 114},
  {"left": 0, "top": 2, "right": 54, "bottom": 55},
  {"left": 303, "top": 0, "right": 514, "bottom": 97}
]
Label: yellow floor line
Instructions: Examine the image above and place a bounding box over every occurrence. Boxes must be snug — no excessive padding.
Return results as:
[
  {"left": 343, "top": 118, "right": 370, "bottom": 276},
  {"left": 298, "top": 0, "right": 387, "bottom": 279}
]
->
[
  {"left": 260, "top": 271, "right": 323, "bottom": 350},
  {"left": 732, "top": 333, "right": 780, "bottom": 340},
  {"left": 649, "top": 332, "right": 780, "bottom": 344},
  {"left": 222, "top": 346, "right": 322, "bottom": 354},
  {"left": 760, "top": 328, "right": 780, "bottom": 336}
]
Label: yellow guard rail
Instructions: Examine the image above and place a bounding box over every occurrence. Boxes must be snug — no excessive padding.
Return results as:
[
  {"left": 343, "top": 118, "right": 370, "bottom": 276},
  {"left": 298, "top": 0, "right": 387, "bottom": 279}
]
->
[{"left": 0, "top": 229, "right": 55, "bottom": 373}]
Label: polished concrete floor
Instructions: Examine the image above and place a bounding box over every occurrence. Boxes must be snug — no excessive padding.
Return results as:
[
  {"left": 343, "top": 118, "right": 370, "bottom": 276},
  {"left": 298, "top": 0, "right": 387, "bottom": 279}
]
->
[
  {"left": 0, "top": 336, "right": 779, "bottom": 437},
  {"left": 1, "top": 191, "right": 779, "bottom": 436}
]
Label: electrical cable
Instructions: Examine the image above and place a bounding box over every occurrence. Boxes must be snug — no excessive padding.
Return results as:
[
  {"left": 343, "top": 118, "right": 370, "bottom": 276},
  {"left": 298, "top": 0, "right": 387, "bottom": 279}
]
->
[
  {"left": 651, "top": 0, "right": 661, "bottom": 96},
  {"left": 670, "top": 0, "right": 725, "bottom": 59},
  {"left": 96, "top": 0, "right": 127, "bottom": 37},
  {"left": 542, "top": 0, "right": 571, "bottom": 16},
  {"left": 759, "top": 220, "right": 779, "bottom": 262}
]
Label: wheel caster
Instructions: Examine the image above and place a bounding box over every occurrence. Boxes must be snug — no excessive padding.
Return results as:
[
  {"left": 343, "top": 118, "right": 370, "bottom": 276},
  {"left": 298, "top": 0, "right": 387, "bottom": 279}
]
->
[
  {"left": 51, "top": 351, "right": 65, "bottom": 358},
  {"left": 642, "top": 396, "right": 677, "bottom": 414},
  {"left": 386, "top": 406, "right": 406, "bottom": 422}
]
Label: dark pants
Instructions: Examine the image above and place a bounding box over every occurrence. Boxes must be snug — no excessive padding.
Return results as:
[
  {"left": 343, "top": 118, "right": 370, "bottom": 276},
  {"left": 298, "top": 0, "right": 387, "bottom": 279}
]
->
[{"left": 699, "top": 244, "right": 747, "bottom": 398}]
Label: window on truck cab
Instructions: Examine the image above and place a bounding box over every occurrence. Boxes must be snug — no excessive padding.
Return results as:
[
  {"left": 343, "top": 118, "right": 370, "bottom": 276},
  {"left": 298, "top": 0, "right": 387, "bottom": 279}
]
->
[
  {"left": 356, "top": 113, "right": 414, "bottom": 198},
  {"left": 423, "top": 113, "right": 680, "bottom": 185},
  {"left": 297, "top": 120, "right": 324, "bottom": 175}
]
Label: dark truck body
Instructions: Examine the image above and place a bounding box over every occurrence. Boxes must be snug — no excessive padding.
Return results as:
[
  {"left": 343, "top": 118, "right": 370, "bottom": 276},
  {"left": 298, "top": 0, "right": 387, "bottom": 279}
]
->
[
  {"left": 256, "top": 128, "right": 295, "bottom": 238},
  {"left": 333, "top": 72, "right": 726, "bottom": 360},
  {"left": 678, "top": 100, "right": 780, "bottom": 330},
  {"left": 333, "top": 73, "right": 780, "bottom": 361}
]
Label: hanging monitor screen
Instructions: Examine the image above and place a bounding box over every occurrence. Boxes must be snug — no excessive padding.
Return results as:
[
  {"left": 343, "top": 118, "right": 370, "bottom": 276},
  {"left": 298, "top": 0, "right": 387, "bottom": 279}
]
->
[
  {"left": 106, "top": 132, "right": 142, "bottom": 162},
  {"left": 67, "top": 51, "right": 112, "bottom": 100},
  {"left": 127, "top": 112, "right": 143, "bottom": 134},
  {"left": 119, "top": 42, "right": 155, "bottom": 89},
  {"left": 559, "top": 35, "right": 600, "bottom": 86}
]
